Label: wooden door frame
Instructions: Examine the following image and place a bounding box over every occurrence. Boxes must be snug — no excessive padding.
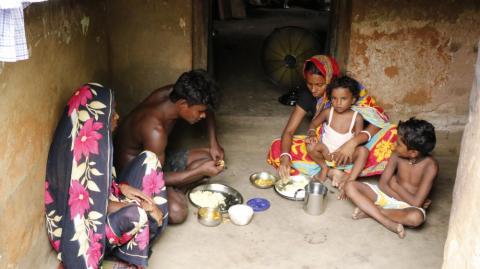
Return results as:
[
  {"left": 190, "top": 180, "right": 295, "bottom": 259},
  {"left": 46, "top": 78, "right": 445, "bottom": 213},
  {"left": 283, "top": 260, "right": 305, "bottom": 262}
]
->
[
  {"left": 328, "top": 0, "right": 352, "bottom": 73},
  {"left": 192, "top": 0, "right": 212, "bottom": 70}
]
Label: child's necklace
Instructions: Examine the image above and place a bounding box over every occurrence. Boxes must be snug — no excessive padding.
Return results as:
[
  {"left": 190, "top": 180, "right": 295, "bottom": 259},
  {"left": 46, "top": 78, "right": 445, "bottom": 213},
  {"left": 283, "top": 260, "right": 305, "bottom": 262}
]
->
[{"left": 409, "top": 156, "right": 426, "bottom": 165}]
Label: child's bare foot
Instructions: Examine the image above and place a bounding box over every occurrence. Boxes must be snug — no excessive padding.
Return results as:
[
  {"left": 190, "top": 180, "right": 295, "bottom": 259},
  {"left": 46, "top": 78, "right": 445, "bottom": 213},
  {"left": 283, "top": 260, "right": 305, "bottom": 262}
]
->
[
  {"left": 423, "top": 199, "right": 432, "bottom": 209},
  {"left": 313, "top": 168, "right": 329, "bottom": 182},
  {"left": 385, "top": 222, "right": 406, "bottom": 239},
  {"left": 328, "top": 169, "right": 346, "bottom": 187},
  {"left": 337, "top": 189, "right": 349, "bottom": 200},
  {"left": 396, "top": 224, "right": 406, "bottom": 239},
  {"left": 352, "top": 207, "right": 369, "bottom": 220}
]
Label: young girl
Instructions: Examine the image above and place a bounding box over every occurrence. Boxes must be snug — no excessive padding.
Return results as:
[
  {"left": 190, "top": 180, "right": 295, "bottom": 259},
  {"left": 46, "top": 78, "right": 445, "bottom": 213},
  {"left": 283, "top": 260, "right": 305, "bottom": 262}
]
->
[{"left": 306, "top": 76, "right": 369, "bottom": 198}]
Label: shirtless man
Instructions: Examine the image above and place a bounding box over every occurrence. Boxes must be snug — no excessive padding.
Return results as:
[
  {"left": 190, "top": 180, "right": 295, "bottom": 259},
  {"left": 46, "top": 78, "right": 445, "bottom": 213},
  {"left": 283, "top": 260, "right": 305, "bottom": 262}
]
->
[
  {"left": 114, "top": 69, "right": 225, "bottom": 224},
  {"left": 345, "top": 117, "right": 438, "bottom": 238}
]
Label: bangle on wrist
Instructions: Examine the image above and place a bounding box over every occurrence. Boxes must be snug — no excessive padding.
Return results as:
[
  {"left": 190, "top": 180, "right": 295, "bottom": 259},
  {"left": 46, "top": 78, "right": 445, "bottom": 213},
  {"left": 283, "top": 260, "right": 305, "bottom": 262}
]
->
[
  {"left": 280, "top": 152, "right": 293, "bottom": 161},
  {"left": 360, "top": 130, "right": 372, "bottom": 142}
]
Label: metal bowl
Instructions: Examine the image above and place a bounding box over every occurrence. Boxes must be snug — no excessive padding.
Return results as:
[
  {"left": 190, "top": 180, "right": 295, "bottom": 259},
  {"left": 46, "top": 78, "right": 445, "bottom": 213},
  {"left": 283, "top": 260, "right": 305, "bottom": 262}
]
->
[
  {"left": 197, "top": 207, "right": 222, "bottom": 227},
  {"left": 249, "top": 172, "right": 277, "bottom": 189},
  {"left": 188, "top": 183, "right": 243, "bottom": 213},
  {"left": 274, "top": 174, "right": 312, "bottom": 200}
]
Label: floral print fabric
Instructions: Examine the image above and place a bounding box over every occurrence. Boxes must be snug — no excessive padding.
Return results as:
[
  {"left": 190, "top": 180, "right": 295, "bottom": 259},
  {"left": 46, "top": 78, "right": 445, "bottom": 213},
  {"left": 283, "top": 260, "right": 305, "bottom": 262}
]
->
[
  {"left": 107, "top": 151, "right": 168, "bottom": 267},
  {"left": 45, "top": 84, "right": 168, "bottom": 268},
  {"left": 45, "top": 83, "right": 113, "bottom": 269}
]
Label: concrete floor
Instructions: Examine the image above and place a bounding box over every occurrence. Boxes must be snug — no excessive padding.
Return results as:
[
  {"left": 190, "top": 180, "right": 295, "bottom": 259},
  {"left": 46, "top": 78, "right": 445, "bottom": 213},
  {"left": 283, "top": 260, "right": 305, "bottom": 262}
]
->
[
  {"left": 43, "top": 7, "right": 462, "bottom": 269},
  {"left": 147, "top": 7, "right": 462, "bottom": 269}
]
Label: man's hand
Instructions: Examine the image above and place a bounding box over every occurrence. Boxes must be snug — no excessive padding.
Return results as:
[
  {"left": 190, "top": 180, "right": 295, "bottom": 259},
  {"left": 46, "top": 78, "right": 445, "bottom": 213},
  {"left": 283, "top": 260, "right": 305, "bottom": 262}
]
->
[
  {"left": 209, "top": 143, "right": 225, "bottom": 161},
  {"left": 140, "top": 200, "right": 163, "bottom": 226},
  {"left": 119, "top": 184, "right": 155, "bottom": 205},
  {"left": 199, "top": 160, "right": 224, "bottom": 177},
  {"left": 332, "top": 139, "right": 357, "bottom": 165}
]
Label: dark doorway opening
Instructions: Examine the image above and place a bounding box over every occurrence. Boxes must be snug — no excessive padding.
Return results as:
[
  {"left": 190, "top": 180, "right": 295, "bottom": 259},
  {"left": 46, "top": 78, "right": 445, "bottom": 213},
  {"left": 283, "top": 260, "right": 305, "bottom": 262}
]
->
[{"left": 210, "top": 1, "right": 333, "bottom": 114}]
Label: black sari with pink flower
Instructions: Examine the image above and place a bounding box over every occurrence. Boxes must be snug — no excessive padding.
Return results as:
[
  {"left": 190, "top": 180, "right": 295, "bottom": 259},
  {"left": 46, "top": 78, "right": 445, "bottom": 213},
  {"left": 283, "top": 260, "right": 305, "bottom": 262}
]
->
[{"left": 45, "top": 84, "right": 168, "bottom": 268}]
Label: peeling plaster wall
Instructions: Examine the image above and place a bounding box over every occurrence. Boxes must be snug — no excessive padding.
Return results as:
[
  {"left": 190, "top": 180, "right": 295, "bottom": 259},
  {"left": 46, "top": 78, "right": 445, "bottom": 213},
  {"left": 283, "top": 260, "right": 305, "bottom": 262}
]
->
[
  {"left": 443, "top": 42, "right": 480, "bottom": 268},
  {"left": 0, "top": 1, "right": 109, "bottom": 268},
  {"left": 347, "top": 0, "right": 480, "bottom": 131},
  {"left": 106, "top": 0, "right": 193, "bottom": 115}
]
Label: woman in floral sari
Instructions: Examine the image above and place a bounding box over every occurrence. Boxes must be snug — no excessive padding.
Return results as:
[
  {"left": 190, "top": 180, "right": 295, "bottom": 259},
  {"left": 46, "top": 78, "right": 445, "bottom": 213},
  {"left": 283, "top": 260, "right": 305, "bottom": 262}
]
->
[
  {"left": 268, "top": 55, "right": 397, "bottom": 186},
  {"left": 45, "top": 83, "right": 168, "bottom": 269}
]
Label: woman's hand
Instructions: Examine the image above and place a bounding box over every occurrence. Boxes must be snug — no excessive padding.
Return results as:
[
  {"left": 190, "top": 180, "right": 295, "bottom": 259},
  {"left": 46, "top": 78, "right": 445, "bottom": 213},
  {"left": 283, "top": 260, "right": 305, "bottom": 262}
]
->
[
  {"left": 305, "top": 135, "right": 318, "bottom": 145},
  {"left": 141, "top": 201, "right": 164, "bottom": 226},
  {"left": 278, "top": 156, "right": 291, "bottom": 181},
  {"left": 332, "top": 139, "right": 357, "bottom": 165},
  {"left": 119, "top": 184, "right": 155, "bottom": 205}
]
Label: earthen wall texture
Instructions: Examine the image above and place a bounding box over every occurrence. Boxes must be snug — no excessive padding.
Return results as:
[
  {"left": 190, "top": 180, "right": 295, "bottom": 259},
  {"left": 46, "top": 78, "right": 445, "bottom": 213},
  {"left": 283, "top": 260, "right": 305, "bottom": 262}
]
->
[
  {"left": 443, "top": 41, "right": 480, "bottom": 268},
  {"left": 0, "top": 1, "right": 109, "bottom": 268},
  {"left": 347, "top": 0, "right": 480, "bottom": 130},
  {"left": 106, "top": 0, "right": 193, "bottom": 115}
]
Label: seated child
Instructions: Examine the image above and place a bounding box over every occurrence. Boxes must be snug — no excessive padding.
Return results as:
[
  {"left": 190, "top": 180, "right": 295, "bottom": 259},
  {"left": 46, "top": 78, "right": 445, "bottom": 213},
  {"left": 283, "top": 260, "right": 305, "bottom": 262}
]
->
[
  {"left": 344, "top": 117, "right": 438, "bottom": 239},
  {"left": 306, "top": 76, "right": 369, "bottom": 197}
]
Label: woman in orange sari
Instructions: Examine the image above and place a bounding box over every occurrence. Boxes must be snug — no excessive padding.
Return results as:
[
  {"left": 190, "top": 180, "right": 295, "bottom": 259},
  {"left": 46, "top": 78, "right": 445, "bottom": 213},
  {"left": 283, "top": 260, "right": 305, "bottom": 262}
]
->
[{"left": 268, "top": 55, "right": 397, "bottom": 186}]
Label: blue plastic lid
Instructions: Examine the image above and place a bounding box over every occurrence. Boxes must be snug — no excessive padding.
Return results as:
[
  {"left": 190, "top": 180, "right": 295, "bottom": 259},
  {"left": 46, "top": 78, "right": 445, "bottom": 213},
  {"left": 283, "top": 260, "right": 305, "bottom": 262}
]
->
[{"left": 247, "top": 198, "right": 270, "bottom": 212}]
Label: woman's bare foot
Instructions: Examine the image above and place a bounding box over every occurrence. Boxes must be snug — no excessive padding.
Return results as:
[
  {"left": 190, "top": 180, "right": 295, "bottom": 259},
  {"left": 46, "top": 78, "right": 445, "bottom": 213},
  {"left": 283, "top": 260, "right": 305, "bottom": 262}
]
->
[
  {"left": 57, "top": 263, "right": 64, "bottom": 269},
  {"left": 352, "top": 207, "right": 369, "bottom": 220},
  {"left": 313, "top": 168, "right": 329, "bottom": 182}
]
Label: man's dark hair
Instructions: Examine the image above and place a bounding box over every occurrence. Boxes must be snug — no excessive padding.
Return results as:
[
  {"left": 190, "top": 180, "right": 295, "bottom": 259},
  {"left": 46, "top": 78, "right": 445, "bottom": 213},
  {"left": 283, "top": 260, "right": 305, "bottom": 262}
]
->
[
  {"left": 398, "top": 117, "right": 436, "bottom": 156},
  {"left": 326, "top": 75, "right": 361, "bottom": 100},
  {"left": 169, "top": 69, "right": 218, "bottom": 110}
]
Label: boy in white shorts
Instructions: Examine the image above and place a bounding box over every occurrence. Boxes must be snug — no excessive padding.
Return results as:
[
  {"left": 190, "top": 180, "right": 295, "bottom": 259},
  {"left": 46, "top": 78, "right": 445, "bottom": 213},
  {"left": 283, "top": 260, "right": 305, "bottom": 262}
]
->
[{"left": 344, "top": 118, "right": 438, "bottom": 238}]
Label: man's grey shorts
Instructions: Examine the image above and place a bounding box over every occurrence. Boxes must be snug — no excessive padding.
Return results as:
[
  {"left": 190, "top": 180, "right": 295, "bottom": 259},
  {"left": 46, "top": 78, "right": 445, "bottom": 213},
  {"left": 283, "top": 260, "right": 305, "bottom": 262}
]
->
[{"left": 163, "top": 150, "right": 189, "bottom": 172}]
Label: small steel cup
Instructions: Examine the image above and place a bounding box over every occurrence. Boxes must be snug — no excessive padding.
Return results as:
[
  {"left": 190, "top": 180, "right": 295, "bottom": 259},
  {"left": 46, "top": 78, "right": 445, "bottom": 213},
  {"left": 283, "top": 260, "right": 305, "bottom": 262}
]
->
[{"left": 197, "top": 207, "right": 222, "bottom": 227}]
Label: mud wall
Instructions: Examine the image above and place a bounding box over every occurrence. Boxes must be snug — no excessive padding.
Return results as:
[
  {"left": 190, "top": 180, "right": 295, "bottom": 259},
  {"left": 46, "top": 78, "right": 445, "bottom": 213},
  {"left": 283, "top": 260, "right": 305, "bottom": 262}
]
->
[
  {"left": 0, "top": 1, "right": 109, "bottom": 268},
  {"left": 347, "top": 0, "right": 480, "bottom": 130},
  {"left": 106, "top": 0, "right": 194, "bottom": 115},
  {"left": 443, "top": 41, "right": 480, "bottom": 268}
]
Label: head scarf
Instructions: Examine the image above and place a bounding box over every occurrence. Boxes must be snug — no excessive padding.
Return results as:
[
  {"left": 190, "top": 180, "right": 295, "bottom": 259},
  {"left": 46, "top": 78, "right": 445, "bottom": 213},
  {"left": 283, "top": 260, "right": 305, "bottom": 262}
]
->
[
  {"left": 45, "top": 83, "right": 114, "bottom": 269},
  {"left": 303, "top": 55, "right": 341, "bottom": 113},
  {"left": 303, "top": 55, "right": 341, "bottom": 83}
]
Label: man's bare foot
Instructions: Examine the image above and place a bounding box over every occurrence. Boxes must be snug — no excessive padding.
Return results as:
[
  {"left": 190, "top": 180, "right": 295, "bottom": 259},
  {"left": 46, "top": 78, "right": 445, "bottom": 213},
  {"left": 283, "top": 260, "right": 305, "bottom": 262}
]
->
[
  {"left": 352, "top": 207, "right": 369, "bottom": 220},
  {"left": 423, "top": 199, "right": 432, "bottom": 209},
  {"left": 313, "top": 168, "right": 329, "bottom": 182},
  {"left": 328, "top": 169, "right": 346, "bottom": 187}
]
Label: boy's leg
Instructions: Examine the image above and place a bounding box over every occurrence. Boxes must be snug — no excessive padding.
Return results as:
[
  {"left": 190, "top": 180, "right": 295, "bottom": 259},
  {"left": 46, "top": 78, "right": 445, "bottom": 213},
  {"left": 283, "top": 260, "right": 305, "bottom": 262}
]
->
[
  {"left": 186, "top": 148, "right": 212, "bottom": 166},
  {"left": 166, "top": 148, "right": 212, "bottom": 224},
  {"left": 307, "top": 143, "right": 330, "bottom": 182},
  {"left": 380, "top": 208, "right": 425, "bottom": 227},
  {"left": 166, "top": 187, "right": 188, "bottom": 224},
  {"left": 344, "top": 181, "right": 406, "bottom": 238}
]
